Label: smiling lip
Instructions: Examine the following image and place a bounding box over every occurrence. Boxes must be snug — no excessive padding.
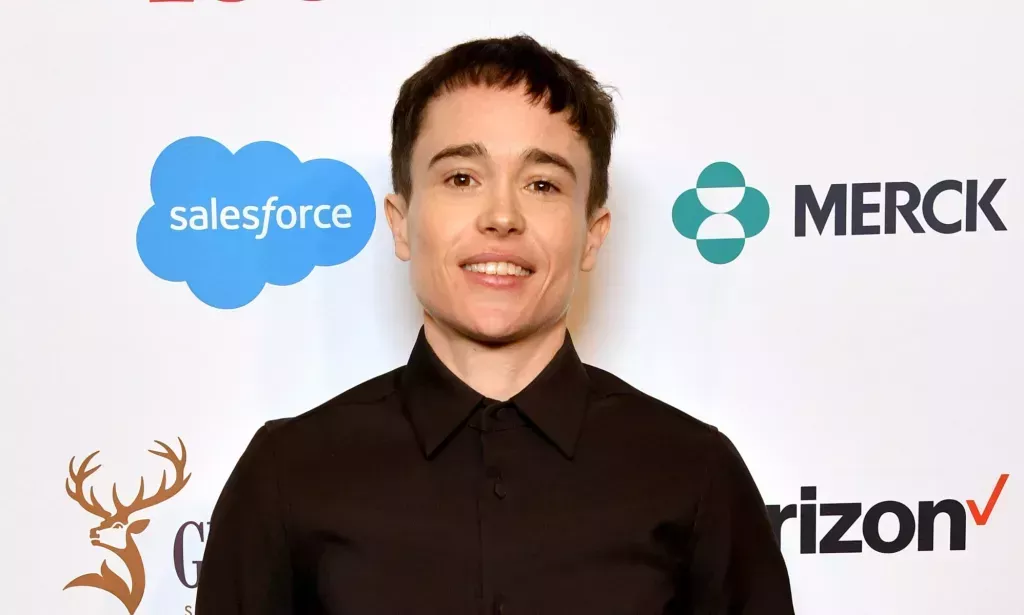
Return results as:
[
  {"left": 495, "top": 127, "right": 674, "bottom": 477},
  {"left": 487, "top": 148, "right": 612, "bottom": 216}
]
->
[
  {"left": 459, "top": 252, "right": 535, "bottom": 271},
  {"left": 459, "top": 252, "right": 535, "bottom": 289}
]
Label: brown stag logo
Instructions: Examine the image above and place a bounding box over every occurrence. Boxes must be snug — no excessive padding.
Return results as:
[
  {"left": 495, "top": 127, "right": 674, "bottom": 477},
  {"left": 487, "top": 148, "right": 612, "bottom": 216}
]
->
[{"left": 64, "top": 438, "right": 191, "bottom": 614}]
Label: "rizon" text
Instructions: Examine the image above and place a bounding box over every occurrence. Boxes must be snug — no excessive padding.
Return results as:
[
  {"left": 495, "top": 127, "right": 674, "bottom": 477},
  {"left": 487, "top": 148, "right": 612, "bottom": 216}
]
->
[{"left": 767, "top": 475, "right": 1008, "bottom": 554}]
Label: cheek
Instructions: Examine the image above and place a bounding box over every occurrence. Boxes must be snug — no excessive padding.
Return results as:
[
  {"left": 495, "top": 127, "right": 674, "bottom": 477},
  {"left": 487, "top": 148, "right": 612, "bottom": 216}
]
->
[
  {"left": 408, "top": 199, "right": 471, "bottom": 269},
  {"left": 409, "top": 206, "right": 452, "bottom": 254},
  {"left": 536, "top": 212, "right": 587, "bottom": 273}
]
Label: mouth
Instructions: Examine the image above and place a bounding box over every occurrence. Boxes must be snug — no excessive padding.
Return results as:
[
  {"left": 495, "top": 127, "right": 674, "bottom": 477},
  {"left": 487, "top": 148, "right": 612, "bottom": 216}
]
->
[
  {"left": 459, "top": 253, "right": 535, "bottom": 279},
  {"left": 460, "top": 261, "right": 533, "bottom": 277}
]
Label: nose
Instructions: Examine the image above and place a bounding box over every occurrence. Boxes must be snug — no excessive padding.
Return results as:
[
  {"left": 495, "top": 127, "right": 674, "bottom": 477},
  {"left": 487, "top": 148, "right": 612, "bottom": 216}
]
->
[{"left": 477, "top": 188, "right": 525, "bottom": 237}]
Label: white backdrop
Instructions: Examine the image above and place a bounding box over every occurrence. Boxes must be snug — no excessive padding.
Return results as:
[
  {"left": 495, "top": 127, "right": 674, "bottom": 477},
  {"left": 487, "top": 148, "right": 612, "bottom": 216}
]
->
[{"left": 1, "top": 1, "right": 1021, "bottom": 613}]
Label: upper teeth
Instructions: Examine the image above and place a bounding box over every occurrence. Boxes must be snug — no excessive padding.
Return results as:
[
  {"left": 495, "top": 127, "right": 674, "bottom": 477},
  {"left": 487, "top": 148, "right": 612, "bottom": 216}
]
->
[{"left": 462, "top": 261, "right": 532, "bottom": 276}]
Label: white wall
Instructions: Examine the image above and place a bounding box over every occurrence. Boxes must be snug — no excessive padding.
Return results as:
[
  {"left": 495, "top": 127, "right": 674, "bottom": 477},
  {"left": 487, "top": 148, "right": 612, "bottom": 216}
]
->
[{"left": 1, "top": 1, "right": 1020, "bottom": 613}]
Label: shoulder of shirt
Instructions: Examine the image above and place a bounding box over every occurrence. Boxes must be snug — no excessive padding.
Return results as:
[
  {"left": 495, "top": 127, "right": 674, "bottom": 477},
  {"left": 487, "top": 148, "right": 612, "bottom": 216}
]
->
[
  {"left": 583, "top": 363, "right": 749, "bottom": 472},
  {"left": 583, "top": 362, "right": 725, "bottom": 440},
  {"left": 259, "top": 366, "right": 403, "bottom": 436}
]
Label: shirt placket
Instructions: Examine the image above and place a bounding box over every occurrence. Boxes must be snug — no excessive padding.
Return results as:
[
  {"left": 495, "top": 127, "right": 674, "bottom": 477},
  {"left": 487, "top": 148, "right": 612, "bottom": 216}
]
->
[{"left": 475, "top": 401, "right": 519, "bottom": 615}]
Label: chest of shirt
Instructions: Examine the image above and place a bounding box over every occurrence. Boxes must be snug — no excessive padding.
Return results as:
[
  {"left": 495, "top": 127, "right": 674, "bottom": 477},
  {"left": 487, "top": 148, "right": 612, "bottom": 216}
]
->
[{"left": 276, "top": 409, "right": 705, "bottom": 614}]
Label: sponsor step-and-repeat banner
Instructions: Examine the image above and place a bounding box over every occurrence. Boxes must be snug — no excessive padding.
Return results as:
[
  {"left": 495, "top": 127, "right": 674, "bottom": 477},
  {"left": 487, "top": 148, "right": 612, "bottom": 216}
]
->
[{"left": 1, "top": 1, "right": 1020, "bottom": 614}]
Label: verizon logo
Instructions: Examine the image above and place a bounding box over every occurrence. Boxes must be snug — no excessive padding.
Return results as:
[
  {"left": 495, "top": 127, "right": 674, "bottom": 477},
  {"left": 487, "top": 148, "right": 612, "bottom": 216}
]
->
[{"left": 767, "top": 474, "right": 1009, "bottom": 554}]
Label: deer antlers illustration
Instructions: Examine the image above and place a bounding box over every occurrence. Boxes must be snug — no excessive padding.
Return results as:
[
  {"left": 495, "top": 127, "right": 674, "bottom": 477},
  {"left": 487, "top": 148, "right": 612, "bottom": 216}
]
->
[
  {"left": 66, "top": 450, "right": 111, "bottom": 519},
  {"left": 66, "top": 438, "right": 191, "bottom": 526}
]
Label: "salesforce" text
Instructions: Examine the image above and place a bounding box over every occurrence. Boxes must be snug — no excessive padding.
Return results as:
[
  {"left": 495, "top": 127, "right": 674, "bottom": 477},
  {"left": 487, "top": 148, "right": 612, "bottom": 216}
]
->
[{"left": 169, "top": 197, "right": 353, "bottom": 240}]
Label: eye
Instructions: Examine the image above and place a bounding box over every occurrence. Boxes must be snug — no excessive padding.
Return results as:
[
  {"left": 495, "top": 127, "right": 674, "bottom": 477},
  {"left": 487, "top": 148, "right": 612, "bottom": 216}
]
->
[
  {"left": 445, "top": 173, "right": 477, "bottom": 189},
  {"left": 113, "top": 523, "right": 123, "bottom": 529},
  {"left": 528, "top": 180, "right": 559, "bottom": 194}
]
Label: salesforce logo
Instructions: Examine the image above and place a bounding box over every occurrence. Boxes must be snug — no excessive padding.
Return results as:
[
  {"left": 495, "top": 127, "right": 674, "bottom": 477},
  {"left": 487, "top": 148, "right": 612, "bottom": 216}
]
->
[{"left": 136, "top": 137, "right": 375, "bottom": 309}]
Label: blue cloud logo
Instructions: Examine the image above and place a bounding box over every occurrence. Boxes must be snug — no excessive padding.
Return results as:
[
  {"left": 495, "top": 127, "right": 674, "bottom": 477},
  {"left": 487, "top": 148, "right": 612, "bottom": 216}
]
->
[{"left": 136, "top": 137, "right": 375, "bottom": 309}]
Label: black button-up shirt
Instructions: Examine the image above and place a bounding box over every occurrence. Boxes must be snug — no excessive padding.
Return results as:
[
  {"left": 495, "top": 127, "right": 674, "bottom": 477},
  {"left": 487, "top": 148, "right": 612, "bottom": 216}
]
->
[{"left": 195, "top": 328, "right": 794, "bottom": 614}]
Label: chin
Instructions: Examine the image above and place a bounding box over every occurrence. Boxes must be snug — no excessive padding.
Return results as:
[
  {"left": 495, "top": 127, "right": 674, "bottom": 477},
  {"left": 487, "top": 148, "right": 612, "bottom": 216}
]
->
[
  {"left": 465, "top": 323, "right": 524, "bottom": 345},
  {"left": 456, "top": 313, "right": 533, "bottom": 345}
]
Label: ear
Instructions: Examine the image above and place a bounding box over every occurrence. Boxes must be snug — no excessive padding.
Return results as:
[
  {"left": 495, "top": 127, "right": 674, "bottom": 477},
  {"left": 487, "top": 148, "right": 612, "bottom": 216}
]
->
[
  {"left": 580, "top": 206, "right": 611, "bottom": 272},
  {"left": 127, "top": 519, "right": 150, "bottom": 534},
  {"left": 384, "top": 192, "right": 411, "bottom": 262}
]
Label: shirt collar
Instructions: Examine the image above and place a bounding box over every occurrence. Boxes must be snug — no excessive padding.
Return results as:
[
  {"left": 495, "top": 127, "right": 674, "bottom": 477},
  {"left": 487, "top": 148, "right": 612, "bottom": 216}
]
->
[{"left": 399, "top": 327, "right": 591, "bottom": 460}]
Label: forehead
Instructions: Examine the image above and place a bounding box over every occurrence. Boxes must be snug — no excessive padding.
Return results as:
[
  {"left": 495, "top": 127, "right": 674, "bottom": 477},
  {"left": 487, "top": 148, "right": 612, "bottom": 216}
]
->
[{"left": 412, "top": 84, "right": 591, "bottom": 167}]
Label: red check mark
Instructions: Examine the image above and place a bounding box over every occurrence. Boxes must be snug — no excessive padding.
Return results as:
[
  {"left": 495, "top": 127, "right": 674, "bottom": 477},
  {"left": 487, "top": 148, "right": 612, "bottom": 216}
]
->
[{"left": 967, "top": 474, "right": 1009, "bottom": 526}]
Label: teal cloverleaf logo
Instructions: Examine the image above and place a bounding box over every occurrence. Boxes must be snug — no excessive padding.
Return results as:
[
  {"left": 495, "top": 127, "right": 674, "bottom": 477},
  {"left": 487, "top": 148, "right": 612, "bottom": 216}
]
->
[{"left": 672, "top": 162, "right": 770, "bottom": 264}]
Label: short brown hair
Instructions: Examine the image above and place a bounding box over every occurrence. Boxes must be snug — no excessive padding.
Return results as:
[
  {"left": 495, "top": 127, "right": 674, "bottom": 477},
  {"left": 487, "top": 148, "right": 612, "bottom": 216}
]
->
[{"left": 390, "top": 35, "right": 617, "bottom": 214}]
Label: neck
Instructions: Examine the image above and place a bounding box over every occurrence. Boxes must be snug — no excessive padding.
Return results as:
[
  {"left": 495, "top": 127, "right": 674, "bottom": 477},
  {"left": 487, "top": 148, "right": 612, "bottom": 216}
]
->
[{"left": 422, "top": 314, "right": 568, "bottom": 401}]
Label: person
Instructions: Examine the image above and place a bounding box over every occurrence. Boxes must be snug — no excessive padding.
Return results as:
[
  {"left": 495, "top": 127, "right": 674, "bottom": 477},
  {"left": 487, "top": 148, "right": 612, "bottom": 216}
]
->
[{"left": 195, "top": 35, "right": 795, "bottom": 615}]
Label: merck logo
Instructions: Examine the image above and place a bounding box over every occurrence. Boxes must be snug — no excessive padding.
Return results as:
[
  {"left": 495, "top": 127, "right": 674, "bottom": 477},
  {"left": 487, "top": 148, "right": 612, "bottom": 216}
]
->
[
  {"left": 768, "top": 474, "right": 1009, "bottom": 554},
  {"left": 795, "top": 179, "right": 1007, "bottom": 236},
  {"left": 671, "top": 162, "right": 770, "bottom": 264}
]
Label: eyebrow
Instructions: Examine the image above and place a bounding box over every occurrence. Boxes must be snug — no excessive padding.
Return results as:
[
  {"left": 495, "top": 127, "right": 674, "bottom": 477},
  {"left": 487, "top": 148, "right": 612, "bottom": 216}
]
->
[
  {"left": 428, "top": 142, "right": 488, "bottom": 168},
  {"left": 427, "top": 142, "right": 577, "bottom": 181},
  {"left": 522, "top": 147, "right": 577, "bottom": 181}
]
